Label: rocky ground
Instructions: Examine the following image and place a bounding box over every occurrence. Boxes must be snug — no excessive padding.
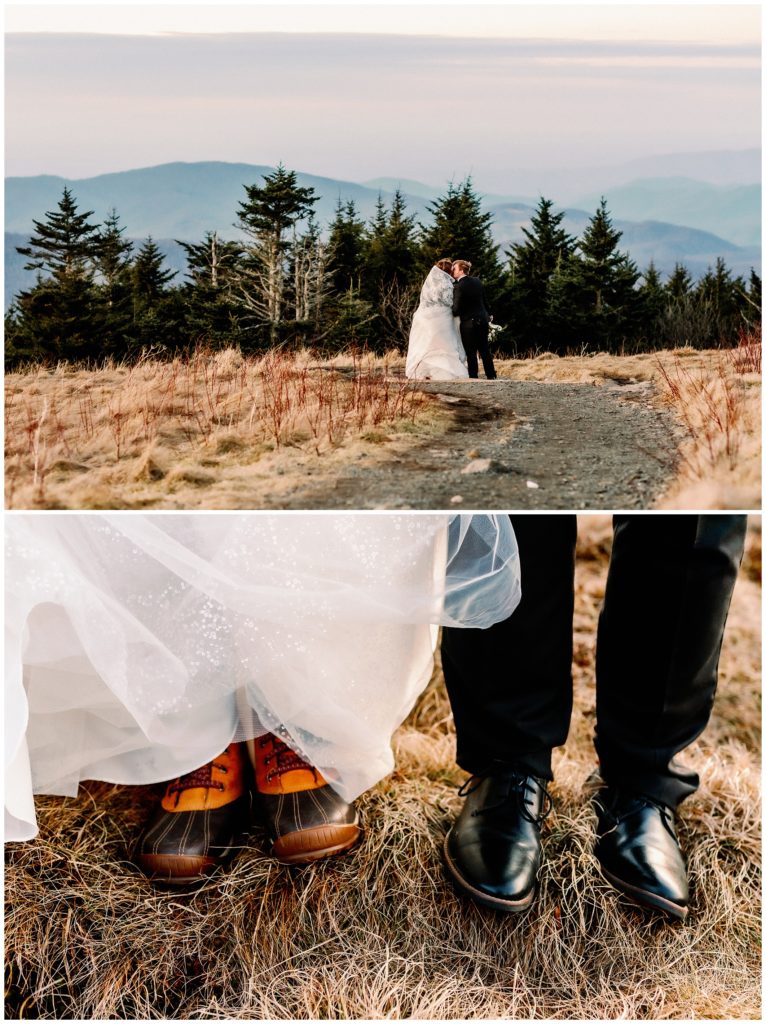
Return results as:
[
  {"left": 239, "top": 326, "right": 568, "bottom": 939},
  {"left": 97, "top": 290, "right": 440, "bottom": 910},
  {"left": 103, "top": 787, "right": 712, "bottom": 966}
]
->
[{"left": 265, "top": 376, "right": 680, "bottom": 509}]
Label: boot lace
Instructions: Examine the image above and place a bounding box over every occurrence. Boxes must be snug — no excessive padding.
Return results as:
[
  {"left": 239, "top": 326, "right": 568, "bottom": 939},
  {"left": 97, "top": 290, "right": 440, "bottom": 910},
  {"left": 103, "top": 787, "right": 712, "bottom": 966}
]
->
[
  {"left": 459, "top": 770, "right": 554, "bottom": 825},
  {"left": 167, "top": 756, "right": 228, "bottom": 799},
  {"left": 260, "top": 734, "right": 318, "bottom": 784}
]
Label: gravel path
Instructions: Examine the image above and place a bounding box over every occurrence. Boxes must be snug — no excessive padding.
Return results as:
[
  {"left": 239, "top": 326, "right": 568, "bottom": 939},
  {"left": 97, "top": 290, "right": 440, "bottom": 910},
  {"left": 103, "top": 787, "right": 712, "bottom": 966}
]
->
[{"left": 268, "top": 377, "right": 681, "bottom": 510}]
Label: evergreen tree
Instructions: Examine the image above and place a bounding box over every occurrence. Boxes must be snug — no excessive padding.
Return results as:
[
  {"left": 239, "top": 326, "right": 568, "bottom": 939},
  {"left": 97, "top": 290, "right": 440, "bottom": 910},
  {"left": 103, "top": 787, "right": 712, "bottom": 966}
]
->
[
  {"left": 382, "top": 189, "right": 419, "bottom": 286},
  {"left": 289, "top": 213, "right": 332, "bottom": 333},
  {"left": 95, "top": 209, "right": 134, "bottom": 357},
  {"left": 635, "top": 261, "right": 665, "bottom": 347},
  {"left": 419, "top": 178, "right": 501, "bottom": 287},
  {"left": 506, "top": 197, "right": 575, "bottom": 349},
  {"left": 9, "top": 188, "right": 103, "bottom": 362},
  {"left": 327, "top": 199, "right": 366, "bottom": 292},
  {"left": 178, "top": 232, "right": 244, "bottom": 345},
  {"left": 745, "top": 269, "right": 761, "bottom": 324},
  {"left": 130, "top": 238, "right": 180, "bottom": 351},
  {"left": 358, "top": 189, "right": 420, "bottom": 349},
  {"left": 548, "top": 199, "right": 640, "bottom": 352},
  {"left": 17, "top": 186, "right": 100, "bottom": 281},
  {"left": 235, "top": 164, "right": 318, "bottom": 340},
  {"left": 132, "top": 237, "right": 176, "bottom": 308},
  {"left": 665, "top": 263, "right": 693, "bottom": 299},
  {"left": 97, "top": 208, "right": 133, "bottom": 288}
]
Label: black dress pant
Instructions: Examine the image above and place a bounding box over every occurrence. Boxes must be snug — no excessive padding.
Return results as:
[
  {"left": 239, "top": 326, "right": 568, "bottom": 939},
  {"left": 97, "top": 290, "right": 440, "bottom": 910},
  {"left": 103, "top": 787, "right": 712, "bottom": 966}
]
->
[
  {"left": 441, "top": 515, "right": 746, "bottom": 808},
  {"left": 460, "top": 320, "right": 496, "bottom": 379}
]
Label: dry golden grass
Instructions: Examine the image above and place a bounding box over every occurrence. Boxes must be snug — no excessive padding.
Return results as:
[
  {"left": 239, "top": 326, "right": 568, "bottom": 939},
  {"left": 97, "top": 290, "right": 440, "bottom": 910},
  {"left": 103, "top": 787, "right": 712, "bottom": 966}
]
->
[
  {"left": 4, "top": 349, "right": 440, "bottom": 509},
  {"left": 5, "top": 517, "right": 760, "bottom": 1020},
  {"left": 6, "top": 342, "right": 760, "bottom": 510}
]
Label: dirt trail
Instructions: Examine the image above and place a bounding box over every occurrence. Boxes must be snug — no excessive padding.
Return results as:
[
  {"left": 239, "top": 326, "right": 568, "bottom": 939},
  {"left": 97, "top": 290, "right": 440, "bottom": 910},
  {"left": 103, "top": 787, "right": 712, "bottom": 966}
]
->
[{"left": 265, "top": 376, "right": 681, "bottom": 510}]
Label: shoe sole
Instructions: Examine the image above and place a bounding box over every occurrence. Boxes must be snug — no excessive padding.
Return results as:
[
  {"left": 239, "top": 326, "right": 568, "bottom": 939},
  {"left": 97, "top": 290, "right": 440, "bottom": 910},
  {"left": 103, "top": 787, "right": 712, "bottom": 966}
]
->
[
  {"left": 600, "top": 866, "right": 688, "bottom": 922},
  {"left": 273, "top": 822, "right": 361, "bottom": 865},
  {"left": 442, "top": 831, "right": 535, "bottom": 913},
  {"left": 136, "top": 836, "right": 243, "bottom": 885}
]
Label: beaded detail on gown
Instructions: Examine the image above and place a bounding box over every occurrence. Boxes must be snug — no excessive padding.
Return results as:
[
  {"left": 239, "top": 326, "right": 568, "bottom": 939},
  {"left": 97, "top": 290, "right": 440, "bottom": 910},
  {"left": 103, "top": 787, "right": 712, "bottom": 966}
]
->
[{"left": 5, "top": 514, "right": 520, "bottom": 840}]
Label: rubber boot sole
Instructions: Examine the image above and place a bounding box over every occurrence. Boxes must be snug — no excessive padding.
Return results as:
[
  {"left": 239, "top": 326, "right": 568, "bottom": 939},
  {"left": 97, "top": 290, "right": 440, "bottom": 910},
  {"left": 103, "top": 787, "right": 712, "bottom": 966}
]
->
[{"left": 272, "top": 822, "right": 361, "bottom": 865}]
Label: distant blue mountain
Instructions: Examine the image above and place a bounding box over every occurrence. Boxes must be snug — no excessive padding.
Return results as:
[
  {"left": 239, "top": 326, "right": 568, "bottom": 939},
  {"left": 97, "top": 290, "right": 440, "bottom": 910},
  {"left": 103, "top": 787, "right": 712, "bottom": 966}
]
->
[
  {"left": 571, "top": 178, "right": 760, "bottom": 247},
  {"left": 4, "top": 162, "right": 434, "bottom": 240},
  {"left": 5, "top": 161, "right": 761, "bottom": 309}
]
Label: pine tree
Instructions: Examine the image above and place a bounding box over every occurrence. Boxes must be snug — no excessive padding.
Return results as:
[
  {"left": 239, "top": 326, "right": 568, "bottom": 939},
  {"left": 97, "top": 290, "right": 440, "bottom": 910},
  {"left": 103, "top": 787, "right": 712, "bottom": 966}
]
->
[
  {"left": 235, "top": 164, "right": 318, "bottom": 340},
  {"left": 420, "top": 178, "right": 501, "bottom": 286},
  {"left": 695, "top": 257, "right": 752, "bottom": 344},
  {"left": 636, "top": 261, "right": 665, "bottom": 348},
  {"left": 178, "top": 232, "right": 244, "bottom": 345},
  {"left": 17, "top": 186, "right": 100, "bottom": 282},
  {"left": 327, "top": 199, "right": 367, "bottom": 292},
  {"left": 746, "top": 269, "right": 761, "bottom": 322},
  {"left": 665, "top": 264, "right": 693, "bottom": 299},
  {"left": 289, "top": 214, "right": 331, "bottom": 331},
  {"left": 132, "top": 237, "right": 176, "bottom": 308},
  {"left": 130, "top": 238, "right": 180, "bottom": 351},
  {"left": 95, "top": 209, "right": 134, "bottom": 357},
  {"left": 548, "top": 199, "right": 640, "bottom": 352},
  {"left": 10, "top": 188, "right": 103, "bottom": 362},
  {"left": 97, "top": 209, "right": 133, "bottom": 288},
  {"left": 382, "top": 189, "right": 419, "bottom": 286},
  {"left": 506, "top": 197, "right": 575, "bottom": 349}
]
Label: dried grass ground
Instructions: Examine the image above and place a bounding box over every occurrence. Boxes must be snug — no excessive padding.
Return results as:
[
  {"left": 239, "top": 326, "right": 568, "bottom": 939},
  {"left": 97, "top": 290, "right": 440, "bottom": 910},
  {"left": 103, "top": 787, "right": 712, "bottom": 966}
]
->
[
  {"left": 5, "top": 517, "right": 761, "bottom": 1020},
  {"left": 5, "top": 344, "right": 760, "bottom": 510}
]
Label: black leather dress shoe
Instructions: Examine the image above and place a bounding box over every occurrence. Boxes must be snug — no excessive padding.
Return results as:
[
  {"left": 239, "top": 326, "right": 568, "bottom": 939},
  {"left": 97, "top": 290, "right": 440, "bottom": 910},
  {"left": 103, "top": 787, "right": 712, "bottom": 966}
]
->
[
  {"left": 444, "top": 769, "right": 552, "bottom": 912},
  {"left": 594, "top": 787, "right": 689, "bottom": 921}
]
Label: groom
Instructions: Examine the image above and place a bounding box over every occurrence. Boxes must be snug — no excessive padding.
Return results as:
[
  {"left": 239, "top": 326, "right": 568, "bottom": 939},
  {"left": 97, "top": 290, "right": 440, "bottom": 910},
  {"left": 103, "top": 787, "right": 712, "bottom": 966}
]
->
[
  {"left": 452, "top": 260, "right": 497, "bottom": 380},
  {"left": 441, "top": 515, "right": 746, "bottom": 920}
]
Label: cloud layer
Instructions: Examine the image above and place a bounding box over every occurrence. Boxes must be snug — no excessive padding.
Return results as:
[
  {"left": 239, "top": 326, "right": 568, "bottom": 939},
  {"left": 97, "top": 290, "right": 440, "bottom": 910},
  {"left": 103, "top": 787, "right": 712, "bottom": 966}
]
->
[{"left": 6, "top": 33, "right": 761, "bottom": 186}]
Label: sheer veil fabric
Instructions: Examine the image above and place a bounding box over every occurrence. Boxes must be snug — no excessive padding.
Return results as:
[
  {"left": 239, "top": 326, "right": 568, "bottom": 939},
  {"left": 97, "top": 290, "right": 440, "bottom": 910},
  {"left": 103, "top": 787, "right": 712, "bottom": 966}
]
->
[
  {"left": 5, "top": 514, "right": 520, "bottom": 841},
  {"left": 405, "top": 267, "right": 469, "bottom": 380}
]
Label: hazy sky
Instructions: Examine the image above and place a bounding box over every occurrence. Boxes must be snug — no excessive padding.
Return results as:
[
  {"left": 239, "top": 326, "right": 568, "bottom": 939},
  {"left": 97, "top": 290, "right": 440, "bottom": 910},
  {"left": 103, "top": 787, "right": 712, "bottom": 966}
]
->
[{"left": 5, "top": 3, "right": 761, "bottom": 187}]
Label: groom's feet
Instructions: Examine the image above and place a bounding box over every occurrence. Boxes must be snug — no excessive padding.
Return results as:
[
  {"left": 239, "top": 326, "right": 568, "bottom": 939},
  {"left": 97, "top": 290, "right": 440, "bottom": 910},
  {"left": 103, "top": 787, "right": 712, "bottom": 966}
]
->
[
  {"left": 594, "top": 786, "right": 689, "bottom": 922},
  {"left": 134, "top": 742, "right": 251, "bottom": 884},
  {"left": 252, "top": 733, "right": 360, "bottom": 864},
  {"left": 444, "top": 767, "right": 552, "bottom": 912}
]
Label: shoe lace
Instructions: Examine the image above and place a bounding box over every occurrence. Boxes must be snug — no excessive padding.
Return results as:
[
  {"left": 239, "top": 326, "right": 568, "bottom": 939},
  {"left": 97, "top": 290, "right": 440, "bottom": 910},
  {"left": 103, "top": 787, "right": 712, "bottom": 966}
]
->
[
  {"left": 167, "top": 757, "right": 227, "bottom": 797},
  {"left": 260, "top": 733, "right": 318, "bottom": 784},
  {"left": 459, "top": 771, "right": 554, "bottom": 826},
  {"left": 598, "top": 792, "right": 676, "bottom": 838}
]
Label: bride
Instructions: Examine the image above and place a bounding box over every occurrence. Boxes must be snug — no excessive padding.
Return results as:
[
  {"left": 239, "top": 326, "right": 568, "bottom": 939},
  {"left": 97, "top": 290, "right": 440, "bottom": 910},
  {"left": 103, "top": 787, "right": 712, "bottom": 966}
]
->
[
  {"left": 6, "top": 513, "right": 520, "bottom": 882},
  {"left": 405, "top": 259, "right": 469, "bottom": 380}
]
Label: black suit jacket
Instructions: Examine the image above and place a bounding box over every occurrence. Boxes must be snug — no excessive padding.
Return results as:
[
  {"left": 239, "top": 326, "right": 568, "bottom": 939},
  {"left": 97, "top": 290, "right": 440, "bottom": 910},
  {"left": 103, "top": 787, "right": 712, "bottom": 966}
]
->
[{"left": 452, "top": 275, "right": 491, "bottom": 323}]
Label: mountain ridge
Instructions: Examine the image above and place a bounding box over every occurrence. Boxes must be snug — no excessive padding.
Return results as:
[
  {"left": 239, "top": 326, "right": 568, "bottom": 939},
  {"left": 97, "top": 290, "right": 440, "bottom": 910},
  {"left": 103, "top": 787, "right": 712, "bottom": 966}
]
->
[{"left": 5, "top": 161, "right": 761, "bottom": 309}]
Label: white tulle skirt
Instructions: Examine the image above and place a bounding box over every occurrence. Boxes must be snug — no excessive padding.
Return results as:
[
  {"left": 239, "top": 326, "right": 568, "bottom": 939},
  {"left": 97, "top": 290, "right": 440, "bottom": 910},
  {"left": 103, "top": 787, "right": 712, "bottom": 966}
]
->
[
  {"left": 5, "top": 513, "right": 520, "bottom": 841},
  {"left": 405, "top": 308, "right": 469, "bottom": 380}
]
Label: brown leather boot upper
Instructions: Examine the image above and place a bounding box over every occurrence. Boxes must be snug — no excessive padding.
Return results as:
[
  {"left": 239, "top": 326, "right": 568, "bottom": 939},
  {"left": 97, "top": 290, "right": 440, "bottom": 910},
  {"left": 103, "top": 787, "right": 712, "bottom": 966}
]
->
[
  {"left": 135, "top": 742, "right": 251, "bottom": 884},
  {"left": 251, "top": 733, "right": 360, "bottom": 864}
]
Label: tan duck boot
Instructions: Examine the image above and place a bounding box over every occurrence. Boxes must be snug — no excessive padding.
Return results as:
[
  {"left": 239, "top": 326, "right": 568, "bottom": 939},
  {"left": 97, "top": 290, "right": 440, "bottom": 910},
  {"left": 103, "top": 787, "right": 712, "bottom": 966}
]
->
[
  {"left": 251, "top": 732, "right": 360, "bottom": 864},
  {"left": 135, "top": 742, "right": 251, "bottom": 884}
]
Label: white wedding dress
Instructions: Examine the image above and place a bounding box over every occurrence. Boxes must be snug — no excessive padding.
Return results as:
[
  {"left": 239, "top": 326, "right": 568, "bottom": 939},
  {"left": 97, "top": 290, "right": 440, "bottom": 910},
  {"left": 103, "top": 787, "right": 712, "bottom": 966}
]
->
[
  {"left": 405, "top": 267, "right": 469, "bottom": 380},
  {"left": 5, "top": 513, "right": 520, "bottom": 841}
]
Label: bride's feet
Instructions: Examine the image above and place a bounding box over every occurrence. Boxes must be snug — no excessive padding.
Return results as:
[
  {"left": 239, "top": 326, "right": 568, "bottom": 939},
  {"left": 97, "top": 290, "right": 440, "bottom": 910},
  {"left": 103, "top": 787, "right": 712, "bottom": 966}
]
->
[
  {"left": 134, "top": 743, "right": 251, "bottom": 884},
  {"left": 252, "top": 733, "right": 360, "bottom": 864}
]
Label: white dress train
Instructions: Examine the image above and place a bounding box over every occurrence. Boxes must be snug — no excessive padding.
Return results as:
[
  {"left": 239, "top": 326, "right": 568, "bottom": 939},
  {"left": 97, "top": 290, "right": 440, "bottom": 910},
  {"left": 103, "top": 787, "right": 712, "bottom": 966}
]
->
[
  {"left": 5, "top": 513, "right": 520, "bottom": 841},
  {"left": 405, "top": 267, "right": 469, "bottom": 380}
]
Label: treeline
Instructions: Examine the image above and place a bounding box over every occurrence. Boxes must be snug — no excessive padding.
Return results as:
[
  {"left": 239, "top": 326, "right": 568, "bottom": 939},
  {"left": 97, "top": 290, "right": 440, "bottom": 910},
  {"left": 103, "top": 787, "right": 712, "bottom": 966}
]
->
[{"left": 5, "top": 164, "right": 761, "bottom": 367}]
